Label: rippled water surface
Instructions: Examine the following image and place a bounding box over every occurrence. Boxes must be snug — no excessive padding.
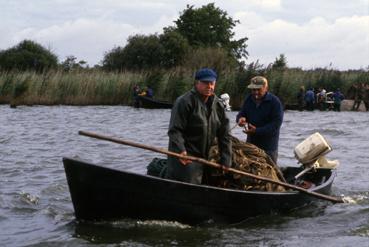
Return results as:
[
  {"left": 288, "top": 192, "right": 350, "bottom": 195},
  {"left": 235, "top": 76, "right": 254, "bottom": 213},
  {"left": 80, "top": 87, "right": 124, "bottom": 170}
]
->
[{"left": 1, "top": 105, "right": 368, "bottom": 246}]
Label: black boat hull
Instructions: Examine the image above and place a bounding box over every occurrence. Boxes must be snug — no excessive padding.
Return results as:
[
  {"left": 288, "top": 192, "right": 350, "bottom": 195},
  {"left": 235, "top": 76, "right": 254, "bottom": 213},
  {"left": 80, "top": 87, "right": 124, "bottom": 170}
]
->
[
  {"left": 63, "top": 157, "right": 336, "bottom": 224},
  {"left": 136, "top": 96, "right": 172, "bottom": 109}
]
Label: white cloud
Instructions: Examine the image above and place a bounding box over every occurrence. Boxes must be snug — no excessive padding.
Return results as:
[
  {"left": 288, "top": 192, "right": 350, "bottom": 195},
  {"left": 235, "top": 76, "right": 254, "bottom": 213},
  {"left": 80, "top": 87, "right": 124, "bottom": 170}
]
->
[
  {"left": 8, "top": 15, "right": 176, "bottom": 66},
  {"left": 248, "top": 0, "right": 281, "bottom": 9},
  {"left": 234, "top": 11, "right": 266, "bottom": 30},
  {"left": 235, "top": 12, "right": 369, "bottom": 69},
  {"left": 1, "top": 0, "right": 368, "bottom": 69},
  {"left": 11, "top": 18, "right": 135, "bottom": 65}
]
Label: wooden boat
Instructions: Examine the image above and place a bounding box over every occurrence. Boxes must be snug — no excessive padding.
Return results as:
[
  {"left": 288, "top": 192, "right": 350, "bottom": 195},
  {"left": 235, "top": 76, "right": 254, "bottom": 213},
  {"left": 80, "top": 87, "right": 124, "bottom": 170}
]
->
[
  {"left": 136, "top": 96, "right": 173, "bottom": 109},
  {"left": 63, "top": 157, "right": 337, "bottom": 224},
  {"left": 284, "top": 104, "right": 299, "bottom": 111}
]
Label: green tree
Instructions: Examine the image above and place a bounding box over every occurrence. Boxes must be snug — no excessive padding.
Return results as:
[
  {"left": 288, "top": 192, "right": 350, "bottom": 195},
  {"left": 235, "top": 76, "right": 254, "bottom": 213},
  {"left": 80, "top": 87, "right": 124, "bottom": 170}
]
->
[
  {"left": 61, "top": 55, "right": 87, "bottom": 71},
  {"left": 103, "top": 31, "right": 189, "bottom": 70},
  {"left": 102, "top": 34, "right": 165, "bottom": 71},
  {"left": 102, "top": 46, "right": 125, "bottom": 70},
  {"left": 272, "top": 54, "right": 288, "bottom": 70},
  {"left": 122, "top": 34, "right": 164, "bottom": 70},
  {"left": 0, "top": 40, "right": 58, "bottom": 72},
  {"left": 174, "top": 3, "right": 248, "bottom": 60},
  {"left": 159, "top": 28, "right": 190, "bottom": 68},
  {"left": 182, "top": 47, "right": 236, "bottom": 72}
]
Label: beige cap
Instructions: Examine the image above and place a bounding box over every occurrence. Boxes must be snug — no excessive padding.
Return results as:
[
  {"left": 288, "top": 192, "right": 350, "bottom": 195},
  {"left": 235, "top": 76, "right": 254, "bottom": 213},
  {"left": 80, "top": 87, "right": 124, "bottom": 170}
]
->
[{"left": 248, "top": 76, "right": 268, "bottom": 89}]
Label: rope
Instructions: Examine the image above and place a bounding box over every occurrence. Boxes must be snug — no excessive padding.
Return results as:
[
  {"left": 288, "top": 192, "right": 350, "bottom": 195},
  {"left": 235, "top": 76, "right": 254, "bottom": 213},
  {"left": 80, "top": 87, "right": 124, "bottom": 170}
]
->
[{"left": 208, "top": 136, "right": 286, "bottom": 192}]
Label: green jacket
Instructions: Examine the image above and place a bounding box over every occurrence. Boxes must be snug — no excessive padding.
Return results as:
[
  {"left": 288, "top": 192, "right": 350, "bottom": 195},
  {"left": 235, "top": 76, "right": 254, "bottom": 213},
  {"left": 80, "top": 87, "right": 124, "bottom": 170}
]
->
[{"left": 166, "top": 88, "right": 232, "bottom": 183}]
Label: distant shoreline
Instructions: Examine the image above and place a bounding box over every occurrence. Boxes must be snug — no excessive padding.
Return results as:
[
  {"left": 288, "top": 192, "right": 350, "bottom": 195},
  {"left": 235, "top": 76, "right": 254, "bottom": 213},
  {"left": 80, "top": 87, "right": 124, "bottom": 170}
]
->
[{"left": 3, "top": 99, "right": 367, "bottom": 112}]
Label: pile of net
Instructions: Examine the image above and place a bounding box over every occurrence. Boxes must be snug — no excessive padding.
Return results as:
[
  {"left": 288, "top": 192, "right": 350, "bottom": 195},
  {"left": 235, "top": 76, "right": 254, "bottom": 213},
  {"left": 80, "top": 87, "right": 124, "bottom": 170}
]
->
[{"left": 207, "top": 136, "right": 287, "bottom": 192}]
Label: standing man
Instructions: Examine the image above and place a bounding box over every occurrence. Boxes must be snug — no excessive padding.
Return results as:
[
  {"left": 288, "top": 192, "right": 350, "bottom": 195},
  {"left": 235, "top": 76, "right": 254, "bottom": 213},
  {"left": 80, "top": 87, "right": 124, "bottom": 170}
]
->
[
  {"left": 166, "top": 68, "right": 232, "bottom": 184},
  {"left": 236, "top": 76, "right": 283, "bottom": 164},
  {"left": 132, "top": 84, "right": 141, "bottom": 107},
  {"left": 146, "top": 86, "right": 154, "bottom": 98},
  {"left": 352, "top": 83, "right": 366, "bottom": 111},
  {"left": 364, "top": 84, "right": 369, "bottom": 111},
  {"left": 304, "top": 88, "right": 315, "bottom": 111},
  {"left": 332, "top": 88, "right": 344, "bottom": 111}
]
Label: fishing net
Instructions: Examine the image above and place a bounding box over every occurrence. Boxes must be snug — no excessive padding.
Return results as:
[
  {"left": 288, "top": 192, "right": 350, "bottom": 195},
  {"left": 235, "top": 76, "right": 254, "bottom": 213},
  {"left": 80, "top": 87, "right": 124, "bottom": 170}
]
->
[
  {"left": 206, "top": 136, "right": 286, "bottom": 192},
  {"left": 146, "top": 136, "right": 287, "bottom": 192}
]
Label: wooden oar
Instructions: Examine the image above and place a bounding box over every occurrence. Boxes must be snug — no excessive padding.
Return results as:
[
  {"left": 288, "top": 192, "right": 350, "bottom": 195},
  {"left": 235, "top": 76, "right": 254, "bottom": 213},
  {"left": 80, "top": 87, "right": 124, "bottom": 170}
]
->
[{"left": 78, "top": 130, "right": 345, "bottom": 203}]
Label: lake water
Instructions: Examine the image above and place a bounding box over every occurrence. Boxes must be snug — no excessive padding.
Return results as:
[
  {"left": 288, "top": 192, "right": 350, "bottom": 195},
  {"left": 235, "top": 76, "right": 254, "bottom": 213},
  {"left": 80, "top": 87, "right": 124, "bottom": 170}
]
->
[{"left": 0, "top": 105, "right": 368, "bottom": 246}]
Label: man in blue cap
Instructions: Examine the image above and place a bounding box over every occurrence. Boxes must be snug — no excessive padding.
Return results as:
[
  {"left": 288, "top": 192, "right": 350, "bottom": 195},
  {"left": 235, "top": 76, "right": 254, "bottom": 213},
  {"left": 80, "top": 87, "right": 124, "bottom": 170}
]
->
[{"left": 166, "top": 68, "right": 232, "bottom": 184}]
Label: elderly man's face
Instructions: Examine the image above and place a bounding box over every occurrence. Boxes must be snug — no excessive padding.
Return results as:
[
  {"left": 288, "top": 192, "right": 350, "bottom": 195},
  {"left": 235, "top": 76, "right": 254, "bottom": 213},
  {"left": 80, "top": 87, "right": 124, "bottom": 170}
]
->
[
  {"left": 195, "top": 81, "right": 216, "bottom": 97},
  {"left": 251, "top": 85, "right": 268, "bottom": 100}
]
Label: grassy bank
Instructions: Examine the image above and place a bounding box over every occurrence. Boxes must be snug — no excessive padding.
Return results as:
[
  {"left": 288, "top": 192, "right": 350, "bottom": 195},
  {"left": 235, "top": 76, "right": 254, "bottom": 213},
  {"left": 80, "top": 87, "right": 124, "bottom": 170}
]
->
[
  {"left": 0, "top": 68, "right": 368, "bottom": 108},
  {"left": 0, "top": 70, "right": 141, "bottom": 106}
]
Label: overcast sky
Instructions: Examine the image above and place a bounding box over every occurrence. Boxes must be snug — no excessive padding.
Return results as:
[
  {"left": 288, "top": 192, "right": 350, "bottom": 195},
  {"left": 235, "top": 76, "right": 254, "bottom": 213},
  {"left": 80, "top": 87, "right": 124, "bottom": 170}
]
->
[{"left": 1, "top": 0, "right": 368, "bottom": 70}]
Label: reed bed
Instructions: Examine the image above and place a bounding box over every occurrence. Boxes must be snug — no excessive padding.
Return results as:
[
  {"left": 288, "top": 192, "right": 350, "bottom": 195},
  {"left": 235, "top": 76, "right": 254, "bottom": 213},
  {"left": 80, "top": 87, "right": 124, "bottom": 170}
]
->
[
  {"left": 0, "top": 70, "right": 141, "bottom": 106},
  {"left": 0, "top": 68, "right": 367, "bottom": 108}
]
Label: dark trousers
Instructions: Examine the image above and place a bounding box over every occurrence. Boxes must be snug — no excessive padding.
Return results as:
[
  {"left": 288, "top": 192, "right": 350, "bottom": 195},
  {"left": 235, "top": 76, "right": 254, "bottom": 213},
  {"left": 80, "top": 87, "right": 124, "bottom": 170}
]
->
[
  {"left": 266, "top": 150, "right": 278, "bottom": 165},
  {"left": 306, "top": 101, "right": 314, "bottom": 111},
  {"left": 166, "top": 157, "right": 204, "bottom": 184},
  {"left": 333, "top": 103, "right": 341, "bottom": 111}
]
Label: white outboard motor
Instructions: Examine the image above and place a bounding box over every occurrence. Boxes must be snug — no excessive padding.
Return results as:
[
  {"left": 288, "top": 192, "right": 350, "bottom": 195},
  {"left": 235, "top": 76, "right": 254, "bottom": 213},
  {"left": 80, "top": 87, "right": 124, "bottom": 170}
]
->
[
  {"left": 220, "top": 93, "right": 231, "bottom": 111},
  {"left": 293, "top": 132, "right": 339, "bottom": 179}
]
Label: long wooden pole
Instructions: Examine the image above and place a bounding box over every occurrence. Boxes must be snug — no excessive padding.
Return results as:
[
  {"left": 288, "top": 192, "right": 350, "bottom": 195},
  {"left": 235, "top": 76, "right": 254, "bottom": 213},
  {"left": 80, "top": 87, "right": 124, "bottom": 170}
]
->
[{"left": 78, "top": 130, "right": 344, "bottom": 203}]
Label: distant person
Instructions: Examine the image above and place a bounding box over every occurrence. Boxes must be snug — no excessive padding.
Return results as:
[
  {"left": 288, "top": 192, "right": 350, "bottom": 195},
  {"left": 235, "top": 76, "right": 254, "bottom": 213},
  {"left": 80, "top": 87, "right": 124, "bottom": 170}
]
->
[
  {"left": 132, "top": 84, "right": 140, "bottom": 107},
  {"left": 236, "top": 76, "right": 284, "bottom": 164},
  {"left": 304, "top": 88, "right": 315, "bottom": 111},
  {"left": 146, "top": 86, "right": 154, "bottom": 98},
  {"left": 297, "top": 86, "right": 305, "bottom": 111},
  {"left": 138, "top": 86, "right": 153, "bottom": 98},
  {"left": 351, "top": 83, "right": 360, "bottom": 111},
  {"left": 364, "top": 84, "right": 369, "bottom": 111},
  {"left": 166, "top": 68, "right": 232, "bottom": 184},
  {"left": 317, "top": 88, "right": 327, "bottom": 111},
  {"left": 332, "top": 88, "right": 344, "bottom": 112},
  {"left": 352, "top": 83, "right": 366, "bottom": 111}
]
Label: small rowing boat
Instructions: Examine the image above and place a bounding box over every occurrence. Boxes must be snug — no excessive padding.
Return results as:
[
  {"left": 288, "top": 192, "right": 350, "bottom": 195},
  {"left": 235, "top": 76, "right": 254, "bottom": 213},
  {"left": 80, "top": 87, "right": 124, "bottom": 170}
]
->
[
  {"left": 135, "top": 96, "right": 173, "bottom": 109},
  {"left": 63, "top": 157, "right": 336, "bottom": 224}
]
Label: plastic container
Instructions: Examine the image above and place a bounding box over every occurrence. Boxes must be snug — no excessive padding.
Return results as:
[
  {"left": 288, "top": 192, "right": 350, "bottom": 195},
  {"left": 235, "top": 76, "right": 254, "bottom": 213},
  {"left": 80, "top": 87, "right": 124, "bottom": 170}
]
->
[{"left": 294, "top": 132, "right": 332, "bottom": 164}]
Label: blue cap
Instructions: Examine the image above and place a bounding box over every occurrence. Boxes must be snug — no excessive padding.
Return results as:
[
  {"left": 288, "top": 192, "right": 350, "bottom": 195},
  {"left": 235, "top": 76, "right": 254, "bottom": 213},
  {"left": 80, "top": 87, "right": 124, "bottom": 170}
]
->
[{"left": 195, "top": 68, "right": 217, "bottom": 82}]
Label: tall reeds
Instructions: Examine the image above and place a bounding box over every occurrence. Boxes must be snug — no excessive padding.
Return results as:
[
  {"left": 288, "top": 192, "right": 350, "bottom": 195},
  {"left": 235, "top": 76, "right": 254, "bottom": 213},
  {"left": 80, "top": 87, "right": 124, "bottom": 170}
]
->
[
  {"left": 0, "top": 70, "right": 142, "bottom": 106},
  {"left": 0, "top": 67, "right": 367, "bottom": 108}
]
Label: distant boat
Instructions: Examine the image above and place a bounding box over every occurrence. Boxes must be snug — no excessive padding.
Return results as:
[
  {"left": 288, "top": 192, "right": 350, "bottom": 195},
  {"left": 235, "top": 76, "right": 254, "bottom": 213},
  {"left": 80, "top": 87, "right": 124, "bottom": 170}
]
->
[
  {"left": 63, "top": 157, "right": 336, "bottom": 224},
  {"left": 135, "top": 96, "right": 173, "bottom": 109},
  {"left": 284, "top": 104, "right": 299, "bottom": 111},
  {"left": 135, "top": 94, "right": 233, "bottom": 111}
]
